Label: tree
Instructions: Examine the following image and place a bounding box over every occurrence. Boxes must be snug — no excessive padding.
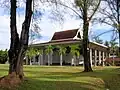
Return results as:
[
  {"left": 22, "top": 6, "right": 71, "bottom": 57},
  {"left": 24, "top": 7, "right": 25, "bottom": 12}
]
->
[
  {"left": 70, "top": 44, "right": 80, "bottom": 66},
  {"left": 26, "top": 47, "right": 42, "bottom": 65},
  {"left": 56, "top": 45, "right": 66, "bottom": 66},
  {"left": 109, "top": 39, "right": 118, "bottom": 65},
  {"left": 55, "top": 0, "right": 101, "bottom": 71},
  {"left": 45, "top": 45, "right": 53, "bottom": 65},
  {"left": 26, "top": 0, "right": 100, "bottom": 71},
  {"left": 93, "top": 36, "right": 103, "bottom": 44},
  {"left": 8, "top": 0, "right": 33, "bottom": 79},
  {"left": 75, "top": 0, "right": 101, "bottom": 72},
  {"left": 0, "top": 49, "right": 8, "bottom": 64},
  {"left": 99, "top": 0, "right": 120, "bottom": 54},
  {"left": 44, "top": 0, "right": 101, "bottom": 71},
  {"left": 104, "top": 41, "right": 109, "bottom": 47},
  {"left": 70, "top": 44, "right": 80, "bottom": 56},
  {"left": 26, "top": 48, "right": 36, "bottom": 60}
]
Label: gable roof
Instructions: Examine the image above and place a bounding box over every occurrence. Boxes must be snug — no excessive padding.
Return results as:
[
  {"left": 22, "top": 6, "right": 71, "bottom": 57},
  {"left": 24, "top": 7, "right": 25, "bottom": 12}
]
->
[{"left": 51, "top": 29, "right": 79, "bottom": 41}]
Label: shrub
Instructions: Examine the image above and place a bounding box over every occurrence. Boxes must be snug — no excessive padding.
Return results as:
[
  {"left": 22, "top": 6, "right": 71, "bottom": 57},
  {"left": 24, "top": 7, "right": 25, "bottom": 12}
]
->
[{"left": 0, "top": 49, "right": 8, "bottom": 64}]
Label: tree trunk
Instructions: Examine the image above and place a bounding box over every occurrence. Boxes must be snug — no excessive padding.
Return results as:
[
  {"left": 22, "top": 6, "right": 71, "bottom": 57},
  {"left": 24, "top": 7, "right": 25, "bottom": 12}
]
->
[
  {"left": 8, "top": 0, "right": 20, "bottom": 75},
  {"left": 118, "top": 22, "right": 120, "bottom": 57},
  {"left": 82, "top": 1, "right": 93, "bottom": 72},
  {"left": 118, "top": 26, "right": 120, "bottom": 57},
  {"left": 117, "top": 0, "right": 120, "bottom": 55},
  {"left": 83, "top": 22, "right": 92, "bottom": 72},
  {"left": 118, "top": 23, "right": 120, "bottom": 56},
  {"left": 8, "top": 0, "right": 33, "bottom": 79}
]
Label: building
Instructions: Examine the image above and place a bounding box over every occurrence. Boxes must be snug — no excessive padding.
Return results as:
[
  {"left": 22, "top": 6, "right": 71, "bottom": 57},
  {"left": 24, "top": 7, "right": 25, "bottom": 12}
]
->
[{"left": 26, "top": 29, "right": 109, "bottom": 66}]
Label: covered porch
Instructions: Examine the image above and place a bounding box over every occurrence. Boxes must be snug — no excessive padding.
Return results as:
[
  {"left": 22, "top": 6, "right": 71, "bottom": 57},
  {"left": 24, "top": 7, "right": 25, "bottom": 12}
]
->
[
  {"left": 25, "top": 39, "right": 109, "bottom": 66},
  {"left": 25, "top": 29, "right": 109, "bottom": 66}
]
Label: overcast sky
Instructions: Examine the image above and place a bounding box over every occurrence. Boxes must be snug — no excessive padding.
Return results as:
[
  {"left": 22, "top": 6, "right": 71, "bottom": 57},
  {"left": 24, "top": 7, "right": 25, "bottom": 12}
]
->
[{"left": 0, "top": 1, "right": 114, "bottom": 50}]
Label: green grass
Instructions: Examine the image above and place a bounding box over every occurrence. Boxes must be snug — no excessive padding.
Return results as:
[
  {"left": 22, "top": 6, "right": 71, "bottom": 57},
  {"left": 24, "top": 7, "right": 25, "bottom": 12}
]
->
[{"left": 0, "top": 64, "right": 120, "bottom": 90}]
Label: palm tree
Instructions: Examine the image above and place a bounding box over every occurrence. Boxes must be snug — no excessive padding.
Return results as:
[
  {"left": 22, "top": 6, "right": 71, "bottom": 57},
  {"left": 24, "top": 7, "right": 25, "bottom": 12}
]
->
[
  {"left": 45, "top": 45, "right": 53, "bottom": 65},
  {"left": 70, "top": 44, "right": 80, "bottom": 66},
  {"left": 56, "top": 45, "right": 66, "bottom": 66},
  {"left": 35, "top": 48, "right": 43, "bottom": 65},
  {"left": 104, "top": 41, "right": 109, "bottom": 47},
  {"left": 26, "top": 48, "right": 37, "bottom": 65},
  {"left": 109, "top": 40, "right": 118, "bottom": 65}
]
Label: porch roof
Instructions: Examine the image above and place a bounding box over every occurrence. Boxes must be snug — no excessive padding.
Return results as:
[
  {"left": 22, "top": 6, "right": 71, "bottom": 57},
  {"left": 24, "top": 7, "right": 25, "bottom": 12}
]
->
[
  {"left": 30, "top": 38, "right": 81, "bottom": 47},
  {"left": 30, "top": 39, "right": 108, "bottom": 51}
]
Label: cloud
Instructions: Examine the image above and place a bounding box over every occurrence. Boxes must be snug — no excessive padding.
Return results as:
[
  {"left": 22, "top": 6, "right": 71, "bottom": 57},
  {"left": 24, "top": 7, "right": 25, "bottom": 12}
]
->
[
  {"left": 0, "top": 15, "right": 10, "bottom": 50},
  {"left": 0, "top": 12, "right": 113, "bottom": 50},
  {"left": 0, "top": 10, "right": 25, "bottom": 50},
  {"left": 0, "top": 0, "right": 116, "bottom": 50}
]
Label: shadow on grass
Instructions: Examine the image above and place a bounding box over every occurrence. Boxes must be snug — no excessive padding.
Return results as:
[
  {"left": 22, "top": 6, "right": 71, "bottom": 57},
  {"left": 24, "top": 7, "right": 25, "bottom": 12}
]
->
[
  {"left": 74, "top": 68, "right": 120, "bottom": 90},
  {"left": 1, "top": 66, "right": 120, "bottom": 90},
  {"left": 18, "top": 78, "right": 103, "bottom": 90},
  {"left": 24, "top": 67, "right": 120, "bottom": 90},
  {"left": 0, "top": 68, "right": 8, "bottom": 72}
]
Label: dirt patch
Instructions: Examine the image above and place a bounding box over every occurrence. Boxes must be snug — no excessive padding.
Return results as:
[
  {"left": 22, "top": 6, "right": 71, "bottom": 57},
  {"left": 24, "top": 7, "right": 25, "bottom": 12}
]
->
[{"left": 0, "top": 72, "right": 22, "bottom": 89}]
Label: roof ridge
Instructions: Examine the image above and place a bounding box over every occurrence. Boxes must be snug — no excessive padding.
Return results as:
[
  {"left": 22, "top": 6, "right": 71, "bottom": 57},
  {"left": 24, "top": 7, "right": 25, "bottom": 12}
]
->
[{"left": 54, "top": 28, "right": 79, "bottom": 33}]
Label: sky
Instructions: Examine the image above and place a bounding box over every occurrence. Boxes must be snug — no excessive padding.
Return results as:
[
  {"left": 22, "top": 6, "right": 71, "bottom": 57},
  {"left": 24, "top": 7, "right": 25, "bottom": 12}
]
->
[{"left": 0, "top": 1, "right": 116, "bottom": 50}]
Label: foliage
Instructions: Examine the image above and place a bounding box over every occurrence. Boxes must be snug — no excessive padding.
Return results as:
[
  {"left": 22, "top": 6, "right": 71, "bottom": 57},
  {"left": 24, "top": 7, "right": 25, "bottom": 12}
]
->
[
  {"left": 29, "top": 24, "right": 42, "bottom": 44},
  {"left": 93, "top": 36, "right": 103, "bottom": 44},
  {"left": 99, "top": 0, "right": 120, "bottom": 52},
  {"left": 99, "top": 0, "right": 120, "bottom": 30},
  {"left": 109, "top": 39, "right": 118, "bottom": 56},
  {"left": 26, "top": 48, "right": 42, "bottom": 59},
  {"left": 104, "top": 41, "right": 109, "bottom": 47},
  {"left": 55, "top": 45, "right": 66, "bottom": 55},
  {"left": 0, "top": 49, "right": 8, "bottom": 64},
  {"left": 55, "top": 44, "right": 81, "bottom": 56},
  {"left": 45, "top": 45, "right": 53, "bottom": 55},
  {"left": 70, "top": 44, "right": 80, "bottom": 56}
]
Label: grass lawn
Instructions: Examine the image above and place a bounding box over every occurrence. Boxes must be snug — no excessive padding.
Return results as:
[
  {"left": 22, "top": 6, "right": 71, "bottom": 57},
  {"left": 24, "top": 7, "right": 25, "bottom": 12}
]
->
[{"left": 0, "top": 64, "right": 120, "bottom": 90}]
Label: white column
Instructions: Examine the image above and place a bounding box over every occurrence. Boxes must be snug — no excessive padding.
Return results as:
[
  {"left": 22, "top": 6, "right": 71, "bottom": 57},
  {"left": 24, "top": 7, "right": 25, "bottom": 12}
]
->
[
  {"left": 74, "top": 56, "right": 76, "bottom": 66},
  {"left": 43, "top": 48, "right": 45, "bottom": 65},
  {"left": 48, "top": 54, "right": 50, "bottom": 66},
  {"left": 94, "top": 50, "right": 97, "bottom": 66},
  {"left": 41, "top": 54, "right": 43, "bottom": 65},
  {"left": 90, "top": 49, "right": 92, "bottom": 67},
  {"left": 26, "top": 56, "right": 28, "bottom": 65},
  {"left": 99, "top": 51, "right": 101, "bottom": 65},
  {"left": 38, "top": 55, "right": 41, "bottom": 65},
  {"left": 109, "top": 53, "right": 111, "bottom": 57},
  {"left": 60, "top": 54, "right": 63, "bottom": 66},
  {"left": 102, "top": 52, "right": 105, "bottom": 66},
  {"left": 71, "top": 57, "right": 74, "bottom": 66},
  {"left": 50, "top": 53, "right": 52, "bottom": 65},
  {"left": 30, "top": 58, "right": 32, "bottom": 65},
  {"left": 106, "top": 52, "right": 108, "bottom": 63},
  {"left": 106, "top": 52, "right": 109, "bottom": 58},
  {"left": 33, "top": 56, "right": 36, "bottom": 65}
]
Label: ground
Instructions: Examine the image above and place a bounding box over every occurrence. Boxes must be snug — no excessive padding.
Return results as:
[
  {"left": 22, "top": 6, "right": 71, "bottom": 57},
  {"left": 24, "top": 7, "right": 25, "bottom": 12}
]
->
[{"left": 0, "top": 64, "right": 120, "bottom": 90}]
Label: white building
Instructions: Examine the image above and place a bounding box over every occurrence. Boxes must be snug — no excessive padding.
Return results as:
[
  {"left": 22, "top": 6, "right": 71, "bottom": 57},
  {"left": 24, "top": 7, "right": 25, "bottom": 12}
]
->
[{"left": 26, "top": 29, "right": 109, "bottom": 66}]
